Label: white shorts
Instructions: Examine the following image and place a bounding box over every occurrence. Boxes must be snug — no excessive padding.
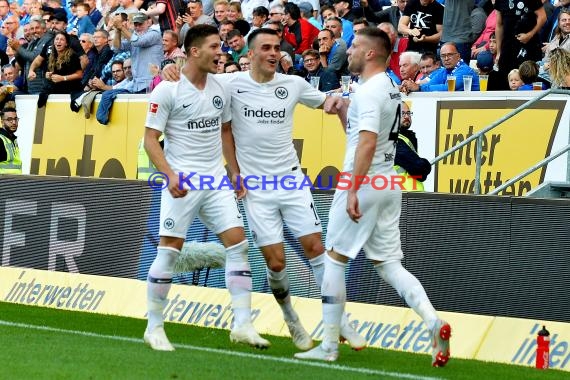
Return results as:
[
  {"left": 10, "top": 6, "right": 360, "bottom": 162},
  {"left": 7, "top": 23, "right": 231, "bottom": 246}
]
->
[
  {"left": 242, "top": 171, "right": 322, "bottom": 247},
  {"left": 159, "top": 189, "right": 244, "bottom": 239},
  {"left": 325, "top": 186, "right": 404, "bottom": 262}
]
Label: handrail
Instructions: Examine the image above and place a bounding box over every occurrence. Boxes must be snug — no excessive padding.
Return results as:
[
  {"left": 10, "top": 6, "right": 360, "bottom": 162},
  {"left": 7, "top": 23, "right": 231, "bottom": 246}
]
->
[
  {"left": 488, "top": 144, "right": 570, "bottom": 195},
  {"left": 430, "top": 89, "right": 570, "bottom": 194}
]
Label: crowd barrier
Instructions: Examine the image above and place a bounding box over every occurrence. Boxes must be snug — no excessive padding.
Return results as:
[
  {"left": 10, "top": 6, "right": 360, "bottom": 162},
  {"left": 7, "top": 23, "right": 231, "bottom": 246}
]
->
[{"left": 14, "top": 92, "right": 570, "bottom": 194}]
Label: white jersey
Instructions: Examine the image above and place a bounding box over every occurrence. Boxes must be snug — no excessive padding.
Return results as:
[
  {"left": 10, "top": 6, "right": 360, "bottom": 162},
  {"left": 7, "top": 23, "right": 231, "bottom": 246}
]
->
[
  {"left": 344, "top": 72, "right": 401, "bottom": 175},
  {"left": 220, "top": 72, "right": 326, "bottom": 178},
  {"left": 145, "top": 74, "right": 230, "bottom": 186}
]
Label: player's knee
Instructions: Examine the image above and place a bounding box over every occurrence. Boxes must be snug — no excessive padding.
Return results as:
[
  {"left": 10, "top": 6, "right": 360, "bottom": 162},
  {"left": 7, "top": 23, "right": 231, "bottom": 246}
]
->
[
  {"left": 302, "top": 239, "right": 324, "bottom": 259},
  {"left": 150, "top": 246, "right": 180, "bottom": 277},
  {"left": 266, "top": 257, "right": 286, "bottom": 272},
  {"left": 226, "top": 240, "right": 248, "bottom": 263},
  {"left": 374, "top": 259, "right": 403, "bottom": 283}
]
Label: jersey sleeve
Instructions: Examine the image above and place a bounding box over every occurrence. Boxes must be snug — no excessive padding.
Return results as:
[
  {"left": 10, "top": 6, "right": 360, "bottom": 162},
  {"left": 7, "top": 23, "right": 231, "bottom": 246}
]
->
[
  {"left": 145, "top": 81, "right": 173, "bottom": 133},
  {"left": 353, "top": 88, "right": 382, "bottom": 135},
  {"left": 295, "top": 76, "right": 327, "bottom": 109}
]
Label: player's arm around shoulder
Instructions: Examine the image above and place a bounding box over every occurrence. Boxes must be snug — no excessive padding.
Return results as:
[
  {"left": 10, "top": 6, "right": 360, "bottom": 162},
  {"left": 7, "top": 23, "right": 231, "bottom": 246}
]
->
[{"left": 293, "top": 74, "right": 327, "bottom": 109}]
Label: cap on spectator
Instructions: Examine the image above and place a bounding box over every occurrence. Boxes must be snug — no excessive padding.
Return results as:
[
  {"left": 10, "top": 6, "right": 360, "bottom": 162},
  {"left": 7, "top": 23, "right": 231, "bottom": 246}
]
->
[
  {"left": 298, "top": 2, "right": 313, "bottom": 13},
  {"left": 132, "top": 12, "right": 150, "bottom": 24},
  {"left": 49, "top": 12, "right": 68, "bottom": 23},
  {"left": 476, "top": 50, "right": 494, "bottom": 72}
]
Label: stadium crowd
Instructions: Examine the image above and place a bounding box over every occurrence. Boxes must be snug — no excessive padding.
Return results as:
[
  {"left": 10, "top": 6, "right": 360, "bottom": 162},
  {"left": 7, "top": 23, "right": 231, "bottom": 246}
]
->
[{"left": 0, "top": 0, "right": 565, "bottom": 109}]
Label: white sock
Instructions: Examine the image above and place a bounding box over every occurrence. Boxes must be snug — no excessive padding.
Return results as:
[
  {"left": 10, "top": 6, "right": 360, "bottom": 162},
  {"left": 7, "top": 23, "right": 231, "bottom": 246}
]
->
[
  {"left": 225, "top": 240, "right": 252, "bottom": 328},
  {"left": 321, "top": 254, "right": 346, "bottom": 351},
  {"left": 311, "top": 253, "right": 352, "bottom": 330},
  {"left": 267, "top": 268, "right": 298, "bottom": 321},
  {"left": 309, "top": 253, "right": 325, "bottom": 289},
  {"left": 375, "top": 260, "right": 438, "bottom": 330},
  {"left": 147, "top": 246, "right": 179, "bottom": 331}
]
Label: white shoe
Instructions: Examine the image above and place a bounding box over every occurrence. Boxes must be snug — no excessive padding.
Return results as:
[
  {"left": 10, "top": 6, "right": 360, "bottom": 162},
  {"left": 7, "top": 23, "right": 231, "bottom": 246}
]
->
[
  {"left": 143, "top": 326, "right": 175, "bottom": 351},
  {"left": 285, "top": 318, "right": 313, "bottom": 350},
  {"left": 230, "top": 323, "right": 271, "bottom": 349},
  {"left": 294, "top": 344, "right": 339, "bottom": 362},
  {"left": 431, "top": 320, "right": 451, "bottom": 367},
  {"left": 340, "top": 321, "right": 367, "bottom": 351}
]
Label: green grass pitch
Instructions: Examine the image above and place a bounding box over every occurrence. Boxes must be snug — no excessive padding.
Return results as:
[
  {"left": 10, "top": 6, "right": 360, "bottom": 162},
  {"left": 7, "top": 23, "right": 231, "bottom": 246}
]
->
[{"left": 0, "top": 302, "right": 566, "bottom": 380}]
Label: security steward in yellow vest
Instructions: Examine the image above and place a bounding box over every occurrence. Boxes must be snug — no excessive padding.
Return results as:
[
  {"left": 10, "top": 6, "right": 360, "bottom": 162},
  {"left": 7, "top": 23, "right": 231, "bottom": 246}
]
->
[
  {"left": 137, "top": 135, "right": 164, "bottom": 180},
  {"left": 0, "top": 106, "right": 22, "bottom": 174},
  {"left": 394, "top": 102, "right": 430, "bottom": 191}
]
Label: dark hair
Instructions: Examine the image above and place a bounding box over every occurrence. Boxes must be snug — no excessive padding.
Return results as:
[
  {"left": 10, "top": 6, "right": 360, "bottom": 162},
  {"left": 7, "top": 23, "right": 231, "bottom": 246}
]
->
[
  {"left": 226, "top": 29, "right": 243, "bottom": 41},
  {"left": 518, "top": 60, "right": 539, "bottom": 84},
  {"left": 1, "top": 106, "right": 16, "bottom": 117},
  {"left": 333, "top": 0, "right": 352, "bottom": 7},
  {"left": 225, "top": 61, "right": 238, "bottom": 68},
  {"left": 247, "top": 27, "right": 278, "bottom": 48},
  {"left": 48, "top": 31, "right": 73, "bottom": 71},
  {"left": 219, "top": 19, "right": 235, "bottom": 27},
  {"left": 252, "top": 6, "right": 269, "bottom": 18},
  {"left": 183, "top": 24, "right": 219, "bottom": 52},
  {"left": 111, "top": 60, "right": 124, "bottom": 67},
  {"left": 224, "top": 61, "right": 240, "bottom": 71},
  {"left": 420, "top": 51, "right": 438, "bottom": 63},
  {"left": 356, "top": 27, "right": 391, "bottom": 60},
  {"left": 320, "top": 5, "right": 335, "bottom": 15},
  {"left": 161, "top": 59, "right": 175, "bottom": 70},
  {"left": 284, "top": 3, "right": 300, "bottom": 20},
  {"left": 352, "top": 17, "right": 369, "bottom": 27}
]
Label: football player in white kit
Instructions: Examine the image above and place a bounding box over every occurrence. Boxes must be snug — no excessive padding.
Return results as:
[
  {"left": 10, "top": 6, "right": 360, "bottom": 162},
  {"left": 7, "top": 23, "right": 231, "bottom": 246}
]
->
[
  {"left": 143, "top": 25, "right": 269, "bottom": 351},
  {"left": 295, "top": 28, "right": 451, "bottom": 367},
  {"left": 220, "top": 28, "right": 366, "bottom": 351},
  {"left": 161, "top": 28, "right": 366, "bottom": 351}
]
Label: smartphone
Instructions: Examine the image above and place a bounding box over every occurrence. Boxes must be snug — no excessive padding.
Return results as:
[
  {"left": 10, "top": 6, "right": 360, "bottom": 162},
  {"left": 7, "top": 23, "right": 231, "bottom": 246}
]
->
[{"left": 179, "top": 5, "right": 187, "bottom": 17}]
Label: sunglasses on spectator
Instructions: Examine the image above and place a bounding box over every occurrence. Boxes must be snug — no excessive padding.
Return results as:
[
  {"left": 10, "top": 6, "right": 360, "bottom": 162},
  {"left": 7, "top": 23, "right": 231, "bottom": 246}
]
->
[
  {"left": 402, "top": 111, "right": 413, "bottom": 117},
  {"left": 4, "top": 117, "right": 19, "bottom": 122},
  {"left": 269, "top": 12, "right": 283, "bottom": 16}
]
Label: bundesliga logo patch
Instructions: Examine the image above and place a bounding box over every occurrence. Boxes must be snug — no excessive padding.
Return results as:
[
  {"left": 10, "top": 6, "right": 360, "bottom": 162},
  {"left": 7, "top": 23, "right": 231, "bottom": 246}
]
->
[{"left": 149, "top": 102, "right": 159, "bottom": 114}]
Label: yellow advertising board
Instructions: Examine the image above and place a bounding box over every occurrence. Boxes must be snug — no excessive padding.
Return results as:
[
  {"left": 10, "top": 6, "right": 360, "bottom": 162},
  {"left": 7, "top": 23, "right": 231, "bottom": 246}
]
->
[
  {"left": 9, "top": 266, "right": 570, "bottom": 371},
  {"left": 435, "top": 100, "right": 566, "bottom": 195},
  {"left": 25, "top": 95, "right": 569, "bottom": 192},
  {"left": 30, "top": 99, "right": 138, "bottom": 179},
  {"left": 477, "top": 317, "right": 570, "bottom": 371}
]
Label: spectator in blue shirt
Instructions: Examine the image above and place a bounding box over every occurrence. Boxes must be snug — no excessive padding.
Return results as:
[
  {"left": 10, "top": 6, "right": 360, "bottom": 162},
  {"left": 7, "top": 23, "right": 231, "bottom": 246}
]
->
[
  {"left": 401, "top": 42, "right": 480, "bottom": 92},
  {"left": 517, "top": 60, "right": 545, "bottom": 90},
  {"left": 75, "top": 3, "right": 95, "bottom": 36}
]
